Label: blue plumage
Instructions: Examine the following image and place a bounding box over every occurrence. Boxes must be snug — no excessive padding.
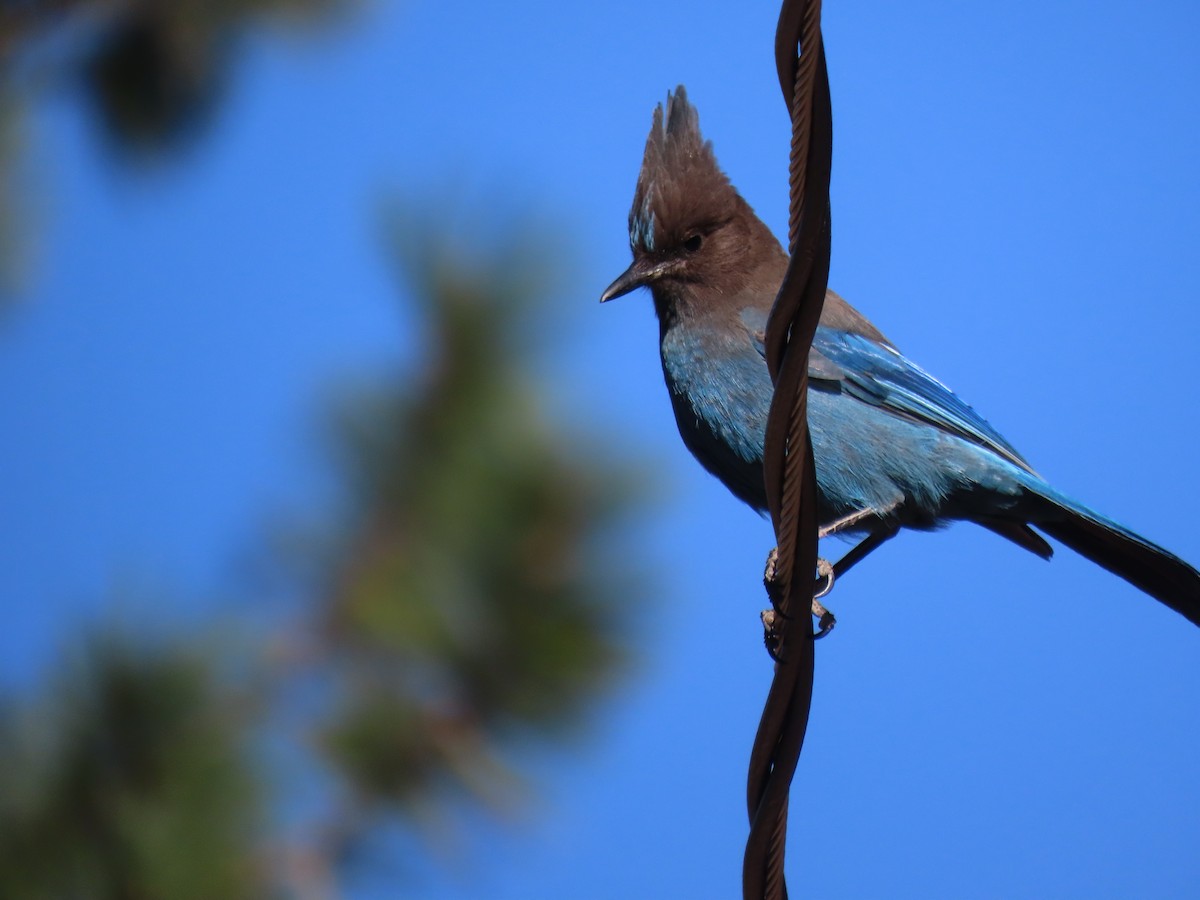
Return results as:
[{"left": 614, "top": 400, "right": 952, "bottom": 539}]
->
[{"left": 602, "top": 86, "right": 1200, "bottom": 626}]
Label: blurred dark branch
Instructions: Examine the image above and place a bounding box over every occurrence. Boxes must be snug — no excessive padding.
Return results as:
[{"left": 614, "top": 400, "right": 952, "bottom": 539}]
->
[
  {"left": 3, "top": 0, "right": 347, "bottom": 152},
  {"left": 0, "top": 93, "right": 29, "bottom": 292},
  {"left": 0, "top": 0, "right": 352, "bottom": 297},
  {"left": 0, "top": 0, "right": 90, "bottom": 61},
  {"left": 0, "top": 0, "right": 344, "bottom": 63}
]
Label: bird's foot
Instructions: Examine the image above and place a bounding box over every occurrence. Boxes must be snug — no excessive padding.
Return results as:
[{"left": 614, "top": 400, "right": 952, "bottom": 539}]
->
[
  {"left": 760, "top": 608, "right": 783, "bottom": 660},
  {"left": 762, "top": 548, "right": 837, "bottom": 644},
  {"left": 761, "top": 600, "right": 835, "bottom": 655},
  {"left": 762, "top": 547, "right": 785, "bottom": 659},
  {"left": 811, "top": 557, "right": 837, "bottom": 638},
  {"left": 814, "top": 556, "right": 834, "bottom": 599},
  {"left": 763, "top": 545, "right": 779, "bottom": 585}
]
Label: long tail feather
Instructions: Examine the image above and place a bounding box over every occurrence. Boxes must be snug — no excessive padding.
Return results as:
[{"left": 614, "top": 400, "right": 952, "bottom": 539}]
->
[{"left": 1028, "top": 489, "right": 1200, "bottom": 627}]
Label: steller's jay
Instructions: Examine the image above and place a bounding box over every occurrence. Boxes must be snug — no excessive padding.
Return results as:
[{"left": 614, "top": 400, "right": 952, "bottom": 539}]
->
[{"left": 601, "top": 86, "right": 1200, "bottom": 628}]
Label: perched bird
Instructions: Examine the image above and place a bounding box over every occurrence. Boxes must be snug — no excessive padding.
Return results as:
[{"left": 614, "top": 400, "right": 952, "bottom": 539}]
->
[{"left": 601, "top": 86, "right": 1200, "bottom": 628}]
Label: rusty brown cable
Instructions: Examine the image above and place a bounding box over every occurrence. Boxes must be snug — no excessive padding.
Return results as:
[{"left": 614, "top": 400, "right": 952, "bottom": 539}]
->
[{"left": 742, "top": 0, "right": 833, "bottom": 897}]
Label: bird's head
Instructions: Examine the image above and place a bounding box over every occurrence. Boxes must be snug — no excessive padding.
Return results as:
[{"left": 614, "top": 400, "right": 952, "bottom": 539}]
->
[{"left": 600, "top": 86, "right": 782, "bottom": 309}]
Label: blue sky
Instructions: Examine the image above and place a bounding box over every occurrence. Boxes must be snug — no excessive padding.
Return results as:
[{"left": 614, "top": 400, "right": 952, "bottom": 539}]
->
[{"left": 3, "top": 0, "right": 1200, "bottom": 896}]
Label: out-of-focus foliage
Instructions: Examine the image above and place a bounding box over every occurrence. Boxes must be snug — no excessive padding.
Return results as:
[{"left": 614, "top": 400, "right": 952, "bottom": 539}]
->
[
  {"left": 318, "top": 205, "right": 641, "bottom": 824},
  {"left": 1, "top": 0, "right": 348, "bottom": 151},
  {"left": 0, "top": 634, "right": 266, "bottom": 900},
  {"left": 0, "top": 0, "right": 351, "bottom": 294},
  {"left": 0, "top": 203, "right": 648, "bottom": 895},
  {"left": 2, "top": 5, "right": 647, "bottom": 880},
  {"left": 83, "top": 0, "right": 344, "bottom": 153},
  {"left": 0, "top": 1, "right": 651, "bottom": 897},
  {"left": 2, "top": 0, "right": 347, "bottom": 153},
  {"left": 0, "top": 94, "right": 28, "bottom": 292}
]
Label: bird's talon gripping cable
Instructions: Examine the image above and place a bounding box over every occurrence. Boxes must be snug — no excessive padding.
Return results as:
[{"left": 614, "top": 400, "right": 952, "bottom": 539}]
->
[
  {"left": 814, "top": 557, "right": 834, "bottom": 599},
  {"left": 813, "top": 605, "right": 836, "bottom": 639},
  {"left": 763, "top": 547, "right": 836, "bottom": 645},
  {"left": 763, "top": 546, "right": 779, "bottom": 587},
  {"left": 760, "top": 608, "right": 783, "bottom": 660},
  {"left": 812, "top": 558, "right": 837, "bottom": 638}
]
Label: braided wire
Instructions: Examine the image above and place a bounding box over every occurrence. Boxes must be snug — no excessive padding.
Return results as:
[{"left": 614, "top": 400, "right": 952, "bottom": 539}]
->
[{"left": 743, "top": 0, "right": 832, "bottom": 897}]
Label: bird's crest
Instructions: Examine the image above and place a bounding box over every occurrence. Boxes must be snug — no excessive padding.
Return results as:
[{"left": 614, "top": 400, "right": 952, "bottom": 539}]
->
[{"left": 629, "top": 86, "right": 740, "bottom": 254}]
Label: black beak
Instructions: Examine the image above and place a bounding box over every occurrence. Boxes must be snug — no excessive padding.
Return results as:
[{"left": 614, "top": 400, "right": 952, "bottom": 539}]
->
[{"left": 600, "top": 258, "right": 665, "bottom": 303}]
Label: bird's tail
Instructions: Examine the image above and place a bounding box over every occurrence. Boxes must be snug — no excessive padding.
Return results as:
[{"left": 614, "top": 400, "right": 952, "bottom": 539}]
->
[{"left": 1021, "top": 479, "right": 1200, "bottom": 627}]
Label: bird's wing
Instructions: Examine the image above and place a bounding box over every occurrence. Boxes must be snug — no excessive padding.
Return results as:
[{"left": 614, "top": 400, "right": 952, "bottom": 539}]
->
[
  {"left": 740, "top": 307, "right": 845, "bottom": 382},
  {"left": 740, "top": 308, "right": 1035, "bottom": 473}
]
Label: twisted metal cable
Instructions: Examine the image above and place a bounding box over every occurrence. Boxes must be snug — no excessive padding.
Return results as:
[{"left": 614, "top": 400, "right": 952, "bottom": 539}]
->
[
  {"left": 783, "top": 1, "right": 824, "bottom": 255},
  {"left": 743, "top": 0, "right": 832, "bottom": 897}
]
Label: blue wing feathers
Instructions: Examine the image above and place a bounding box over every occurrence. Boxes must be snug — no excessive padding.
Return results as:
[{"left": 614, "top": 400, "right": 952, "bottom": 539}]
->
[
  {"left": 740, "top": 306, "right": 1033, "bottom": 475},
  {"left": 812, "top": 328, "right": 1034, "bottom": 472}
]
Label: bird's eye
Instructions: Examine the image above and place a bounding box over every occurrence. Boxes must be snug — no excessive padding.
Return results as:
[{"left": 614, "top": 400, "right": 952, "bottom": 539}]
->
[{"left": 683, "top": 234, "right": 703, "bottom": 253}]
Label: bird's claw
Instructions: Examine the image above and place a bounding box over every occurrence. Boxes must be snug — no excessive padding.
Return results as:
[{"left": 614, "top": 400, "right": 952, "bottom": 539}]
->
[
  {"left": 814, "top": 557, "right": 835, "bottom": 599},
  {"left": 763, "top": 546, "right": 779, "bottom": 585},
  {"left": 760, "top": 608, "right": 783, "bottom": 661},
  {"left": 813, "top": 604, "right": 836, "bottom": 639},
  {"left": 763, "top": 548, "right": 839, "bottom": 646},
  {"left": 811, "top": 557, "right": 837, "bottom": 638}
]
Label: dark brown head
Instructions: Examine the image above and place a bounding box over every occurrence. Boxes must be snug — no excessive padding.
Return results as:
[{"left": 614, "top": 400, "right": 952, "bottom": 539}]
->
[{"left": 600, "top": 86, "right": 785, "bottom": 311}]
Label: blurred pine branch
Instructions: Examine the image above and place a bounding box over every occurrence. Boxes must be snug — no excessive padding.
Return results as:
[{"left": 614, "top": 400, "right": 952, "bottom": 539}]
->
[
  {"left": 310, "top": 202, "right": 644, "bottom": 856},
  {"left": 0, "top": 200, "right": 650, "bottom": 896},
  {"left": 0, "top": 633, "right": 266, "bottom": 899}
]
